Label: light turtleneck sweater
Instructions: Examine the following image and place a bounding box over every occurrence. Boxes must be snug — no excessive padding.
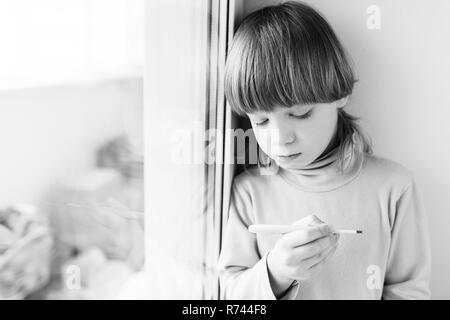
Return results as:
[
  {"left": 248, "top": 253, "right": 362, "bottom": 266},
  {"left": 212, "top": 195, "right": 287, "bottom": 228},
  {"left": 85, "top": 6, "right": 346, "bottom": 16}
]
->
[{"left": 218, "top": 133, "right": 431, "bottom": 299}]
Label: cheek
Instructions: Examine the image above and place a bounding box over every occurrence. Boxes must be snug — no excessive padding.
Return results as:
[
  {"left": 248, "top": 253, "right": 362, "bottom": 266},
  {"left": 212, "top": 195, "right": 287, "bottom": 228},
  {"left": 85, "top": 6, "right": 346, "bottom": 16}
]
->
[
  {"left": 253, "top": 130, "right": 271, "bottom": 153},
  {"left": 296, "top": 117, "right": 335, "bottom": 150},
  {"left": 306, "top": 112, "right": 337, "bottom": 146}
]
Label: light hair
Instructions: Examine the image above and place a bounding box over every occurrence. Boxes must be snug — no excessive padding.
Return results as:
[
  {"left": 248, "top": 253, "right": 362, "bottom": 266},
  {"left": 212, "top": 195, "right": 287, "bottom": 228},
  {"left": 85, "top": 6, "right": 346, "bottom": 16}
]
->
[{"left": 224, "top": 1, "right": 373, "bottom": 172}]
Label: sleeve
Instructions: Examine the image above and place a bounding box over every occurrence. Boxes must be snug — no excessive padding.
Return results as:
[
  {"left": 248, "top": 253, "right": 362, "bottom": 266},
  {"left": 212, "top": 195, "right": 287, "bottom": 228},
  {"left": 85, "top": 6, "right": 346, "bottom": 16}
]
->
[
  {"left": 382, "top": 176, "right": 431, "bottom": 299},
  {"left": 218, "top": 178, "right": 300, "bottom": 300}
]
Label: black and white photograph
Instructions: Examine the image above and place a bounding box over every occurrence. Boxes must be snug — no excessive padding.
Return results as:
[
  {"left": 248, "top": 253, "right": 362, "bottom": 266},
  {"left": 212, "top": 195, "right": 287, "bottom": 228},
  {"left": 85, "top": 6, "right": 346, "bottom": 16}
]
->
[{"left": 0, "top": 0, "right": 449, "bottom": 304}]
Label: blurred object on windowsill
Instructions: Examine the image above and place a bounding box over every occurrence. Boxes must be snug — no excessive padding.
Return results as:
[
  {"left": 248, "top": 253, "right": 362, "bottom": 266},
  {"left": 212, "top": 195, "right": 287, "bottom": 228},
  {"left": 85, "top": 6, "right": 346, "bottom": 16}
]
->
[
  {"left": 97, "top": 135, "right": 143, "bottom": 181},
  {"left": 0, "top": 204, "right": 52, "bottom": 300},
  {"left": 97, "top": 135, "right": 144, "bottom": 213},
  {"left": 46, "top": 168, "right": 144, "bottom": 278},
  {"left": 44, "top": 247, "right": 133, "bottom": 300},
  {"left": 33, "top": 133, "right": 145, "bottom": 299}
]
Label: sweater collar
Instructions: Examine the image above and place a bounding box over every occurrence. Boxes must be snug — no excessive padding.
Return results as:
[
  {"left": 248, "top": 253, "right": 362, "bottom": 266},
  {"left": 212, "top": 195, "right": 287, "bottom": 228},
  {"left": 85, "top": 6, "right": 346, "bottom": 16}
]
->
[{"left": 277, "top": 132, "right": 365, "bottom": 192}]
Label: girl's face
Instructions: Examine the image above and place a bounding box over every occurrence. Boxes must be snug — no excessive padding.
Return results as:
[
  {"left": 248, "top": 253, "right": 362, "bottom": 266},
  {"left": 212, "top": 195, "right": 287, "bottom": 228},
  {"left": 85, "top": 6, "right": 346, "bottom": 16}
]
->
[{"left": 247, "top": 99, "right": 347, "bottom": 169}]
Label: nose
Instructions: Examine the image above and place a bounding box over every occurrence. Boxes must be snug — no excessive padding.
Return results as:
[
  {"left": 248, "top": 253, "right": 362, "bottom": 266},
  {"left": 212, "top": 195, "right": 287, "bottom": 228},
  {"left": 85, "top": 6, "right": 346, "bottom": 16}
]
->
[{"left": 272, "top": 126, "right": 296, "bottom": 146}]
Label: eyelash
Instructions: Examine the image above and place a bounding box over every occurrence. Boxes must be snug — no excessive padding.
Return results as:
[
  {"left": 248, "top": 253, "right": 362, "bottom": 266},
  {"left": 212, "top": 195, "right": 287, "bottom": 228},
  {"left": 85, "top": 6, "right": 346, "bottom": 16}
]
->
[{"left": 255, "top": 110, "right": 312, "bottom": 126}]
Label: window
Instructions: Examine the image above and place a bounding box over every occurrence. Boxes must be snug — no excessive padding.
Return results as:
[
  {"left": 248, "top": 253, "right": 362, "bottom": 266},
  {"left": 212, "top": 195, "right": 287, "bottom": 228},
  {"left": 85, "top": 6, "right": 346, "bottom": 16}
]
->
[
  {"left": 0, "top": 0, "right": 238, "bottom": 300},
  {"left": 141, "top": 0, "right": 234, "bottom": 299}
]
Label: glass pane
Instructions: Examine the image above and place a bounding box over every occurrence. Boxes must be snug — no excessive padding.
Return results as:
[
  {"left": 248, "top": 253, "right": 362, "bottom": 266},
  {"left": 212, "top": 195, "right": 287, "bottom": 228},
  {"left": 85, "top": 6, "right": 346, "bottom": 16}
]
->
[{"left": 135, "top": 0, "right": 212, "bottom": 299}]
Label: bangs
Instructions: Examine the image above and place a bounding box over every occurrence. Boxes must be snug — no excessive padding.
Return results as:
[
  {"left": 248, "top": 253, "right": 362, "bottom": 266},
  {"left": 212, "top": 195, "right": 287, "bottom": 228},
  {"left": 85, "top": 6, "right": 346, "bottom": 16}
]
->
[{"left": 224, "top": 1, "right": 356, "bottom": 116}]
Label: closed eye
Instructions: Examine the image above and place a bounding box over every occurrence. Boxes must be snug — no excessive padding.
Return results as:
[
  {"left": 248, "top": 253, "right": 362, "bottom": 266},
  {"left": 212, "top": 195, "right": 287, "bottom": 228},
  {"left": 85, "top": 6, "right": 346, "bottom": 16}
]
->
[
  {"left": 254, "top": 109, "right": 312, "bottom": 126},
  {"left": 291, "top": 109, "right": 312, "bottom": 119},
  {"left": 255, "top": 119, "right": 268, "bottom": 126}
]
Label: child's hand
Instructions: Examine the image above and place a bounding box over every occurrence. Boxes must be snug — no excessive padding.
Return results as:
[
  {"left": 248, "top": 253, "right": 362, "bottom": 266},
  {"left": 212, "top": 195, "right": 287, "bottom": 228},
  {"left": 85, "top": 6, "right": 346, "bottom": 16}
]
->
[{"left": 266, "top": 215, "right": 339, "bottom": 295}]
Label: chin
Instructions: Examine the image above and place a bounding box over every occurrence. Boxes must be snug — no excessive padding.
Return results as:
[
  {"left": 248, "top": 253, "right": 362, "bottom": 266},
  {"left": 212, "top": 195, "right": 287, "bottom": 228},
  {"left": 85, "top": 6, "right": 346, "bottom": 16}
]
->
[{"left": 274, "top": 158, "right": 304, "bottom": 169}]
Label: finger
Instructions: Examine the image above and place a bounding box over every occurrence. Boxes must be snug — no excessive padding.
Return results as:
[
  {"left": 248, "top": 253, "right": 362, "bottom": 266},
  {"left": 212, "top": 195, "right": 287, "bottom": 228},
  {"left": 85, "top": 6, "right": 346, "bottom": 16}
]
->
[
  {"left": 293, "top": 233, "right": 338, "bottom": 259},
  {"left": 302, "top": 239, "right": 338, "bottom": 269},
  {"left": 282, "top": 224, "right": 333, "bottom": 248},
  {"left": 307, "top": 243, "right": 338, "bottom": 272},
  {"left": 291, "top": 214, "right": 324, "bottom": 227},
  {"left": 291, "top": 215, "right": 336, "bottom": 234},
  {"left": 296, "top": 245, "right": 338, "bottom": 281}
]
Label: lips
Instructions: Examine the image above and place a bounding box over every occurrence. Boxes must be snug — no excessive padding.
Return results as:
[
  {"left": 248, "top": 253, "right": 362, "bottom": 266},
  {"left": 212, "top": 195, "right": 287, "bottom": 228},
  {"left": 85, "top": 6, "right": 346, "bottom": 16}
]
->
[{"left": 277, "top": 152, "right": 302, "bottom": 159}]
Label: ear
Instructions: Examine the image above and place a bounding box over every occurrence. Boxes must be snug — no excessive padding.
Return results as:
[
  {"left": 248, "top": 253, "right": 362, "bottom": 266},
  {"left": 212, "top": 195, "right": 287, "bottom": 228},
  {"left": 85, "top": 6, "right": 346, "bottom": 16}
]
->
[{"left": 336, "top": 96, "right": 349, "bottom": 109}]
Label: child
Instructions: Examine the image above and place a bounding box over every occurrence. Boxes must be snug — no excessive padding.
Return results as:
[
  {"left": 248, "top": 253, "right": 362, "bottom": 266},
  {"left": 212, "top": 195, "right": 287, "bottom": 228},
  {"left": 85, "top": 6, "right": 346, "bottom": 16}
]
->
[{"left": 218, "top": 1, "right": 431, "bottom": 299}]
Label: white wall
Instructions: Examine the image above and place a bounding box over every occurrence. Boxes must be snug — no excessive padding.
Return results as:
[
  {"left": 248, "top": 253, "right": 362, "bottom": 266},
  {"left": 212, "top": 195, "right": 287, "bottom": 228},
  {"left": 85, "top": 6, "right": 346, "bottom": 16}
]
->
[
  {"left": 0, "top": 78, "right": 143, "bottom": 206},
  {"left": 243, "top": 0, "right": 450, "bottom": 299}
]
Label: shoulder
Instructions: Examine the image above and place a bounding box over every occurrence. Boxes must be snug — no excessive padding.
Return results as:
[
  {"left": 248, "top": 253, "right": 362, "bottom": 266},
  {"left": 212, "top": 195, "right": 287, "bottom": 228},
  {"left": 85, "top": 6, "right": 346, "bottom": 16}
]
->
[{"left": 362, "top": 153, "right": 416, "bottom": 193}]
